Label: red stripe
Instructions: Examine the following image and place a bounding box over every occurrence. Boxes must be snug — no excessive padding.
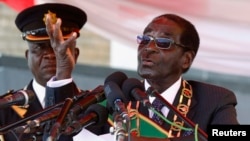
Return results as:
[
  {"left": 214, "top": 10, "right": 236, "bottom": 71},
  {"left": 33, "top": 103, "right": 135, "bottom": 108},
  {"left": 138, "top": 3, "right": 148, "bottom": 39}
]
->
[{"left": 1, "top": 0, "right": 34, "bottom": 12}]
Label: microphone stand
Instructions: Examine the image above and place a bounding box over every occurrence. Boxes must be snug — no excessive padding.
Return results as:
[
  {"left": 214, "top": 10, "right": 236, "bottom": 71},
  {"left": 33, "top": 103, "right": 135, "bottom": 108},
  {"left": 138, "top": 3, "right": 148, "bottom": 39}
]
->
[
  {"left": 46, "top": 98, "right": 74, "bottom": 141},
  {"left": 111, "top": 112, "right": 128, "bottom": 141},
  {"left": 147, "top": 87, "right": 208, "bottom": 141}
]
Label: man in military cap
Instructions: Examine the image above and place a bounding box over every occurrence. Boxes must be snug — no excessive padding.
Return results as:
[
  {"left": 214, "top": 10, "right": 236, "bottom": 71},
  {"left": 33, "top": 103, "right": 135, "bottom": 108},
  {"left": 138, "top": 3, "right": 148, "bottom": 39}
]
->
[{"left": 0, "top": 3, "right": 102, "bottom": 141}]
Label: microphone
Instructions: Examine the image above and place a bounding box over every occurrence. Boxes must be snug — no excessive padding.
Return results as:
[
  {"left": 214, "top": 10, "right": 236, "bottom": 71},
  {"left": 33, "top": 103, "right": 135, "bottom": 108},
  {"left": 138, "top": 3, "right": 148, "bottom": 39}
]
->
[
  {"left": 68, "top": 85, "right": 105, "bottom": 117},
  {"left": 104, "top": 71, "right": 128, "bottom": 113},
  {"left": 122, "top": 78, "right": 151, "bottom": 108},
  {"left": 0, "top": 90, "right": 35, "bottom": 109},
  {"left": 14, "top": 108, "right": 62, "bottom": 133},
  {"left": 47, "top": 98, "right": 74, "bottom": 141},
  {"left": 104, "top": 71, "right": 131, "bottom": 140},
  {"left": 14, "top": 85, "right": 105, "bottom": 133},
  {"left": 104, "top": 71, "right": 128, "bottom": 88},
  {"left": 104, "top": 81, "right": 129, "bottom": 121},
  {"left": 63, "top": 104, "right": 108, "bottom": 135}
]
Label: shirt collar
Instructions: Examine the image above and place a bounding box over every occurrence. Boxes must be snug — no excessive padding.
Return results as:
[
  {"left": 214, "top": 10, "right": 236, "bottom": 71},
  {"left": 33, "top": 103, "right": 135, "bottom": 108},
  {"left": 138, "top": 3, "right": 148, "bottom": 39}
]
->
[
  {"left": 32, "top": 79, "right": 45, "bottom": 108},
  {"left": 145, "top": 77, "right": 182, "bottom": 117},
  {"left": 145, "top": 77, "right": 182, "bottom": 104}
]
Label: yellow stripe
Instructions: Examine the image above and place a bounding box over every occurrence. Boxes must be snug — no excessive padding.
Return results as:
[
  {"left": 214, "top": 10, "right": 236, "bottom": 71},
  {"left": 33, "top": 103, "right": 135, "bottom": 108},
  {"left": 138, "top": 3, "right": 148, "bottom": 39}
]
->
[
  {"left": 138, "top": 113, "right": 170, "bottom": 137},
  {"left": 108, "top": 117, "right": 114, "bottom": 127},
  {"left": 25, "top": 34, "right": 72, "bottom": 41}
]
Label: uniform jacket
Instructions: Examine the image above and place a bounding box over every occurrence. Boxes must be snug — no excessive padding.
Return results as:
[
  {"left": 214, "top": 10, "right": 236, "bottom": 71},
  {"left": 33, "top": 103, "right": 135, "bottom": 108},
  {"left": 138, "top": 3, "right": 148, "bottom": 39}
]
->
[{"left": 0, "top": 79, "right": 81, "bottom": 141}]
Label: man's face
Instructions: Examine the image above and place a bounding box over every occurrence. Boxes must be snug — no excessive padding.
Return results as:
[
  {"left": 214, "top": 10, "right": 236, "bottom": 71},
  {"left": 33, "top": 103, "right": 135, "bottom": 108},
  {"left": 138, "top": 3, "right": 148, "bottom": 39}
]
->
[
  {"left": 25, "top": 41, "right": 56, "bottom": 86},
  {"left": 137, "top": 17, "right": 189, "bottom": 83}
]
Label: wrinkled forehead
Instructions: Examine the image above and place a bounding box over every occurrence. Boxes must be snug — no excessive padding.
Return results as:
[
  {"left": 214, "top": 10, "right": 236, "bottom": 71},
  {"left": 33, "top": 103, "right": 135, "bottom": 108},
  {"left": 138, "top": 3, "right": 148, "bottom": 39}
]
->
[{"left": 143, "top": 17, "right": 183, "bottom": 37}]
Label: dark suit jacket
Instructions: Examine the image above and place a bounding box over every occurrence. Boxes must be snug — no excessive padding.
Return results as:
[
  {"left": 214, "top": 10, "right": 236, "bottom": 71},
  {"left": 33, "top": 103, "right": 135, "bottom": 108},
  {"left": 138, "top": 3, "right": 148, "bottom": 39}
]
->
[
  {"left": 136, "top": 80, "right": 239, "bottom": 141},
  {"left": 0, "top": 79, "right": 81, "bottom": 141}
]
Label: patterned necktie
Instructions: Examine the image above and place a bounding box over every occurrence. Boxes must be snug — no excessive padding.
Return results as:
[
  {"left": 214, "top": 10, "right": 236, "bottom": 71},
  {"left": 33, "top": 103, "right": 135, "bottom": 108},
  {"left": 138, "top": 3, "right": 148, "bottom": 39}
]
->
[{"left": 152, "top": 98, "right": 165, "bottom": 125}]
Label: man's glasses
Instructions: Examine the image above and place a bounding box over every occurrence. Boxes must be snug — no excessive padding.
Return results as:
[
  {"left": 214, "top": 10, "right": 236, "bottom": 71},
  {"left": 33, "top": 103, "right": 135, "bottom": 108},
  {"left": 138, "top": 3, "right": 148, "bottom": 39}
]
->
[{"left": 136, "top": 35, "right": 188, "bottom": 50}]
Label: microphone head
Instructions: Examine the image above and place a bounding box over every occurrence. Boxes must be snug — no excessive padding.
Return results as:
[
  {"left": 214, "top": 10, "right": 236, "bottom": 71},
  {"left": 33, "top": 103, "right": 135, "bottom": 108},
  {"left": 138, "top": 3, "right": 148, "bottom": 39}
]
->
[
  {"left": 104, "top": 71, "right": 128, "bottom": 87},
  {"left": 0, "top": 90, "right": 35, "bottom": 109},
  {"left": 104, "top": 72, "right": 128, "bottom": 114},
  {"left": 13, "top": 90, "right": 35, "bottom": 105},
  {"left": 122, "top": 78, "right": 145, "bottom": 101},
  {"left": 84, "top": 104, "right": 108, "bottom": 126},
  {"left": 104, "top": 81, "right": 128, "bottom": 106}
]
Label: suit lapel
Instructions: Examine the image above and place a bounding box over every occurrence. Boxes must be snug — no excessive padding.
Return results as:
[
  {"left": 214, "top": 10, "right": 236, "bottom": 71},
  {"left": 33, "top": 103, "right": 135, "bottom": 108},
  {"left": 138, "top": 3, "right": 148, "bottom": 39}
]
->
[{"left": 24, "top": 80, "right": 43, "bottom": 117}]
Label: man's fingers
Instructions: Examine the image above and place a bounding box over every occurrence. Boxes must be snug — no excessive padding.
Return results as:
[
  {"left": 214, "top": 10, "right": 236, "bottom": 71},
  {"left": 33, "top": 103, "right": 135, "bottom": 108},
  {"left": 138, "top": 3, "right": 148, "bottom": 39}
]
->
[
  {"left": 45, "top": 14, "right": 65, "bottom": 48},
  {"left": 45, "top": 14, "right": 53, "bottom": 38},
  {"left": 68, "top": 32, "right": 78, "bottom": 41},
  {"left": 45, "top": 13, "right": 77, "bottom": 53},
  {"left": 54, "top": 18, "right": 64, "bottom": 43},
  {"left": 62, "top": 32, "right": 77, "bottom": 51}
]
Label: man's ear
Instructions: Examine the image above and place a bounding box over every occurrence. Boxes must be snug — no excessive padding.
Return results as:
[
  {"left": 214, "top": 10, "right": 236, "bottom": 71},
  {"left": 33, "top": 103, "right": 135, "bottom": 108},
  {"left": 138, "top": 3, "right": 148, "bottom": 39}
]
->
[
  {"left": 74, "top": 47, "right": 80, "bottom": 62},
  {"left": 25, "top": 49, "right": 29, "bottom": 59},
  {"left": 182, "top": 51, "right": 195, "bottom": 69}
]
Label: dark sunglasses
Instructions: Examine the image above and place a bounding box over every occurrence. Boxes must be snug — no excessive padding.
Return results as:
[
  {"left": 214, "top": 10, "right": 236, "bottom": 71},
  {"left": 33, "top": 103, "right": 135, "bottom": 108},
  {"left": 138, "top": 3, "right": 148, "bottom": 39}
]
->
[{"left": 136, "top": 35, "right": 188, "bottom": 50}]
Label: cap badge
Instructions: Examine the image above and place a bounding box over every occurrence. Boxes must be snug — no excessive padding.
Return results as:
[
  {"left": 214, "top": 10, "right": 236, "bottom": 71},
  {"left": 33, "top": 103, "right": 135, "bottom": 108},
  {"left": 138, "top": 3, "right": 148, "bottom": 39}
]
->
[{"left": 43, "top": 10, "right": 57, "bottom": 24}]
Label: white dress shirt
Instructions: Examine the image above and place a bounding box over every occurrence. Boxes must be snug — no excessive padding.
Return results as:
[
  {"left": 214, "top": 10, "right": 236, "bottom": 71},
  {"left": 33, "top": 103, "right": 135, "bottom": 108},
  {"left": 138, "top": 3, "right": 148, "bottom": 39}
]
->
[
  {"left": 145, "top": 77, "right": 182, "bottom": 118},
  {"left": 32, "top": 76, "right": 73, "bottom": 108}
]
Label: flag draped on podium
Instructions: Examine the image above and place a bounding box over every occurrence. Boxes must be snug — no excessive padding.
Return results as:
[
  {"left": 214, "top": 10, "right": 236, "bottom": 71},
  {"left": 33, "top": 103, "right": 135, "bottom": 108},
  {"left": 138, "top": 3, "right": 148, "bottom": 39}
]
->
[{"left": 101, "top": 100, "right": 170, "bottom": 139}]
